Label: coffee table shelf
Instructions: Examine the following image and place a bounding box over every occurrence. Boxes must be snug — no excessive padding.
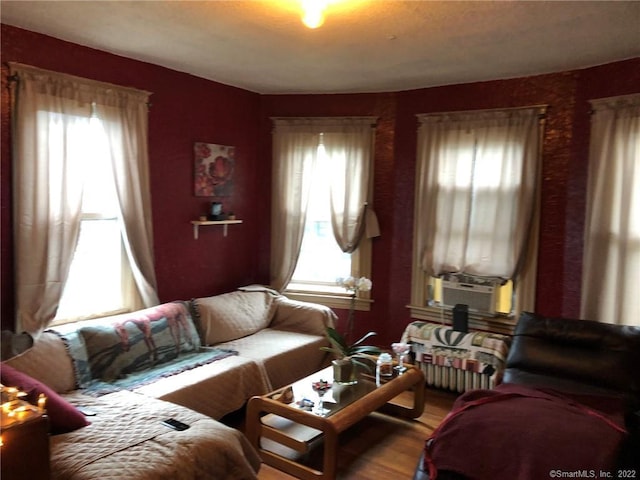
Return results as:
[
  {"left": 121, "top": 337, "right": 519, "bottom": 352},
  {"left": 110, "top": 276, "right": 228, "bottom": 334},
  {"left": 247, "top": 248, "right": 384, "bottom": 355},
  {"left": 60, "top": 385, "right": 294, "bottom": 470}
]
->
[{"left": 246, "top": 364, "right": 425, "bottom": 480}]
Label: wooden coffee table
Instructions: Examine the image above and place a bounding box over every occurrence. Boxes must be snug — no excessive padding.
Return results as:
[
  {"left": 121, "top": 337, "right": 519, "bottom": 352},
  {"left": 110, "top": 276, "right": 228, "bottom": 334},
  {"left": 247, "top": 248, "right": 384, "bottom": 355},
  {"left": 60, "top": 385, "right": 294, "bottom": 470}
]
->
[{"left": 245, "top": 362, "right": 425, "bottom": 480}]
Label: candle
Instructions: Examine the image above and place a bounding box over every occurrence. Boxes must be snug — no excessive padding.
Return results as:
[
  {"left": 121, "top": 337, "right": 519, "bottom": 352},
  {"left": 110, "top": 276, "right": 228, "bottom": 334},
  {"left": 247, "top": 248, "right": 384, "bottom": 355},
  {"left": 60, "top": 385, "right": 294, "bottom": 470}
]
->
[{"left": 37, "top": 394, "right": 47, "bottom": 413}]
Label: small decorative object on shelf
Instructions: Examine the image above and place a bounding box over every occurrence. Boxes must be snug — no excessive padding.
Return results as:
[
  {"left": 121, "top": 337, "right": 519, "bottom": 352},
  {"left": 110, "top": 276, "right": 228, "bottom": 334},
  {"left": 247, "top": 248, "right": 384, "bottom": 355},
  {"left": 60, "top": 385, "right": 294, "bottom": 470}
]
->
[{"left": 208, "top": 202, "right": 225, "bottom": 220}]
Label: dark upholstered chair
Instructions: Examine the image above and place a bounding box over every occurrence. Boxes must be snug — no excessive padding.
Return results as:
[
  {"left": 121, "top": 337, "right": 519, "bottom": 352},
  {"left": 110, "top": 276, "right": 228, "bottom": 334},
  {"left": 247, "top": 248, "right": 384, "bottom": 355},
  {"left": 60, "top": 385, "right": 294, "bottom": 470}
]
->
[{"left": 413, "top": 312, "right": 640, "bottom": 480}]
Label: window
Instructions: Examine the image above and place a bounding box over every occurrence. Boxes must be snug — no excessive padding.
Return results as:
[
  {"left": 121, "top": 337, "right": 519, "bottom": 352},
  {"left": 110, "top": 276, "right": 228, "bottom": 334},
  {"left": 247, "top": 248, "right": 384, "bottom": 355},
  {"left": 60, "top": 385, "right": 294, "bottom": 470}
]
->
[
  {"left": 53, "top": 117, "right": 133, "bottom": 324},
  {"left": 289, "top": 142, "right": 352, "bottom": 288},
  {"left": 581, "top": 94, "right": 639, "bottom": 325},
  {"left": 11, "top": 63, "right": 157, "bottom": 333},
  {"left": 271, "top": 117, "right": 378, "bottom": 310},
  {"left": 410, "top": 108, "right": 544, "bottom": 328},
  {"left": 284, "top": 138, "right": 373, "bottom": 309}
]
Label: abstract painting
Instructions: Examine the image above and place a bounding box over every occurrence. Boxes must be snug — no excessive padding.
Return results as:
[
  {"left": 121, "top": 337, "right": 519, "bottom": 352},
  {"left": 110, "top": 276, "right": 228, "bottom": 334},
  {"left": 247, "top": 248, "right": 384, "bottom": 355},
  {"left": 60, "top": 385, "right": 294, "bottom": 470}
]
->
[{"left": 194, "top": 142, "right": 235, "bottom": 196}]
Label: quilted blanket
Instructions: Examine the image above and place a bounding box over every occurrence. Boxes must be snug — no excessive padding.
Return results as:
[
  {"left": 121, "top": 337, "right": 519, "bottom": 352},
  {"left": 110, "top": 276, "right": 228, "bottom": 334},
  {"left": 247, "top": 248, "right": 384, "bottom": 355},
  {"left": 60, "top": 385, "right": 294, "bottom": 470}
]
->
[{"left": 53, "top": 390, "right": 261, "bottom": 480}]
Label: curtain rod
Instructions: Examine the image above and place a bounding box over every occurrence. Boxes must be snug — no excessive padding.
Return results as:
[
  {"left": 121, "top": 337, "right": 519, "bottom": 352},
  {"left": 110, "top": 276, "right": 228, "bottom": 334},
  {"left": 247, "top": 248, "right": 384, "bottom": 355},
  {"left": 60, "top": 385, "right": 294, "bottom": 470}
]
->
[
  {"left": 417, "top": 104, "right": 549, "bottom": 119},
  {"left": 589, "top": 93, "right": 639, "bottom": 114},
  {"left": 271, "top": 116, "right": 378, "bottom": 122},
  {"left": 6, "top": 70, "right": 152, "bottom": 109}
]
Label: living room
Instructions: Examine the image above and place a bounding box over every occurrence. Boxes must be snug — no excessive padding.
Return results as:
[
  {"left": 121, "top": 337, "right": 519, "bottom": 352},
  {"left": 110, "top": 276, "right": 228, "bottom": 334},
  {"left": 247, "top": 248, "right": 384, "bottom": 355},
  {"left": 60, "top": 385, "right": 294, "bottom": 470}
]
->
[{"left": 1, "top": 2, "right": 639, "bottom": 479}]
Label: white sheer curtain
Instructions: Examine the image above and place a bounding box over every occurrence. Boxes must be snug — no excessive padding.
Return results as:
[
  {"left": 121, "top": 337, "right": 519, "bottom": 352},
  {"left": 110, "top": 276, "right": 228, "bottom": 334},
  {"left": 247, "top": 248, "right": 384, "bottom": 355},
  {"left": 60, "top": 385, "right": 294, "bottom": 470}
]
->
[
  {"left": 270, "top": 117, "right": 378, "bottom": 291},
  {"left": 96, "top": 99, "right": 158, "bottom": 308},
  {"left": 581, "top": 94, "right": 640, "bottom": 325},
  {"left": 270, "top": 123, "right": 319, "bottom": 291},
  {"left": 321, "top": 119, "right": 378, "bottom": 253},
  {"left": 415, "top": 107, "right": 543, "bottom": 280},
  {"left": 10, "top": 63, "right": 158, "bottom": 333}
]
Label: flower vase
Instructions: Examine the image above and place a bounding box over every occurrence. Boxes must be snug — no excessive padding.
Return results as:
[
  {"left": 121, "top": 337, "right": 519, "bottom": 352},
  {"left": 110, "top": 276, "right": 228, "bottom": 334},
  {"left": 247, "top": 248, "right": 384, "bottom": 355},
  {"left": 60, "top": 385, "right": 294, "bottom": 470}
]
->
[{"left": 332, "top": 358, "right": 357, "bottom": 385}]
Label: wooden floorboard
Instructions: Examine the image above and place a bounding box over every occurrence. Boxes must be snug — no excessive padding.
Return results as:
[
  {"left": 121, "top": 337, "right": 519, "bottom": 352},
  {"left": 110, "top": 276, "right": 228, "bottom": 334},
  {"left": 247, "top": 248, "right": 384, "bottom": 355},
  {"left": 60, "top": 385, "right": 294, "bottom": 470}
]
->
[{"left": 228, "top": 387, "right": 457, "bottom": 480}]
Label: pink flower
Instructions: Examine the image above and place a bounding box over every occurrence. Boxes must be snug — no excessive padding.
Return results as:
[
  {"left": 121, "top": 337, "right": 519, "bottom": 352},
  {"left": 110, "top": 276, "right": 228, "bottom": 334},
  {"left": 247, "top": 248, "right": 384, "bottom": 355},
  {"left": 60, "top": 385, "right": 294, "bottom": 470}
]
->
[{"left": 194, "top": 143, "right": 212, "bottom": 160}]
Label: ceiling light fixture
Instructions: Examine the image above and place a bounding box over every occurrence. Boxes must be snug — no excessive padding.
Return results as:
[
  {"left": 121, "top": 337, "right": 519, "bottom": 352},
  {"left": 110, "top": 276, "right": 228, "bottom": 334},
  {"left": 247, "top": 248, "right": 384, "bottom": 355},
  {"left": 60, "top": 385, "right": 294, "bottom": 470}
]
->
[{"left": 301, "top": 0, "right": 329, "bottom": 29}]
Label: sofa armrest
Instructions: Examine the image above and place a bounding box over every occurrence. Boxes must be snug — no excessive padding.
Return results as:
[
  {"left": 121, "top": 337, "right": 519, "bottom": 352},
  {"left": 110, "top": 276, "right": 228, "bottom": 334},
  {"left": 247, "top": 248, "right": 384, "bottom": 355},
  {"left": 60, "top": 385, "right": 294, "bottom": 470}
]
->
[
  {"left": 269, "top": 296, "right": 337, "bottom": 337},
  {"left": 3, "top": 331, "right": 76, "bottom": 393}
]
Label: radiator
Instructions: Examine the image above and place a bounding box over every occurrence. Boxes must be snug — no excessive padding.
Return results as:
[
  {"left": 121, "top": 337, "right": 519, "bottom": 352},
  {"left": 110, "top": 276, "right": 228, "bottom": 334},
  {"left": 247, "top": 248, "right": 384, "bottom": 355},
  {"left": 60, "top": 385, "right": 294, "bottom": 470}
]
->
[
  {"left": 417, "top": 362, "right": 493, "bottom": 393},
  {"left": 402, "top": 322, "right": 511, "bottom": 394}
]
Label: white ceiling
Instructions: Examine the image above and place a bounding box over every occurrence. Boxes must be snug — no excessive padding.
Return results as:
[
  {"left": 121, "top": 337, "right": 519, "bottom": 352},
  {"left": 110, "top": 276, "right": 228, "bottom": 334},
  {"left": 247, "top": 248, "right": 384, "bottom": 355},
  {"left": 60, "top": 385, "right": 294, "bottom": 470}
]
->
[{"left": 1, "top": 1, "right": 639, "bottom": 94}]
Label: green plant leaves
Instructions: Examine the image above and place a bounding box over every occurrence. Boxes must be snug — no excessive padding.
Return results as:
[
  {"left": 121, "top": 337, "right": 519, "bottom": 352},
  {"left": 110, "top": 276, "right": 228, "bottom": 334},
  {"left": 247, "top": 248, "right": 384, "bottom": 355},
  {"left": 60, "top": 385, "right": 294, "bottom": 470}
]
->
[{"left": 320, "top": 327, "right": 381, "bottom": 358}]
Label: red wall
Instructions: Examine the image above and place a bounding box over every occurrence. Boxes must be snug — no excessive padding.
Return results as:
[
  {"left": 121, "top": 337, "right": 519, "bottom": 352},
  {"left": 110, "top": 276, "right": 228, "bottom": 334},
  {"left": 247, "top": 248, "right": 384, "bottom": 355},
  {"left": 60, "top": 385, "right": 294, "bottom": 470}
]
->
[
  {"left": 2, "top": 24, "right": 639, "bottom": 345},
  {"left": 1, "top": 25, "right": 270, "bottom": 329}
]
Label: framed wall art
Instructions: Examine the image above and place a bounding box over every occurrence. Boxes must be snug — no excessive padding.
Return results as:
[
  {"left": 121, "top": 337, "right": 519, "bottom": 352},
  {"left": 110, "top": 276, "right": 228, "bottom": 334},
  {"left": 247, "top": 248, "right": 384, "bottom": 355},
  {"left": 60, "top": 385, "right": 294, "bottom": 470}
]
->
[{"left": 194, "top": 142, "right": 235, "bottom": 197}]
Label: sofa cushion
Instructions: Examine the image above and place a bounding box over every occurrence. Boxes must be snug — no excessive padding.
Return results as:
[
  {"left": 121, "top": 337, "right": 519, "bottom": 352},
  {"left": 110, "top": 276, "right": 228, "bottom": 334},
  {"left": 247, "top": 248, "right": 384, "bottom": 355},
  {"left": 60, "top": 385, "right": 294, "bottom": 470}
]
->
[
  {"left": 270, "top": 296, "right": 337, "bottom": 336},
  {"left": 193, "top": 291, "right": 277, "bottom": 345},
  {"left": 0, "top": 363, "right": 89, "bottom": 434},
  {"left": 79, "top": 302, "right": 200, "bottom": 381},
  {"left": 133, "top": 355, "right": 272, "bottom": 420},
  {"left": 217, "top": 328, "right": 330, "bottom": 390},
  {"left": 3, "top": 331, "right": 77, "bottom": 393}
]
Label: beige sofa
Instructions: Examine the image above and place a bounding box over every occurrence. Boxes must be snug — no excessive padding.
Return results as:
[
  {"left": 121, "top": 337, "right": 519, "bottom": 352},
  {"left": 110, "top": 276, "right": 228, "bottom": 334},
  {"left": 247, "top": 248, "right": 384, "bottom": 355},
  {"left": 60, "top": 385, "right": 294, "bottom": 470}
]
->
[{"left": 2, "top": 289, "right": 336, "bottom": 479}]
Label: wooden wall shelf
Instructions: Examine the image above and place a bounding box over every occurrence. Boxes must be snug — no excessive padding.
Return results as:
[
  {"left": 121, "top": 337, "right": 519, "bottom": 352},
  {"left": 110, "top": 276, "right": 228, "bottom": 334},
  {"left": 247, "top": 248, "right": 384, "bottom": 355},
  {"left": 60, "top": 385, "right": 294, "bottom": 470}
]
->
[{"left": 190, "top": 220, "right": 243, "bottom": 239}]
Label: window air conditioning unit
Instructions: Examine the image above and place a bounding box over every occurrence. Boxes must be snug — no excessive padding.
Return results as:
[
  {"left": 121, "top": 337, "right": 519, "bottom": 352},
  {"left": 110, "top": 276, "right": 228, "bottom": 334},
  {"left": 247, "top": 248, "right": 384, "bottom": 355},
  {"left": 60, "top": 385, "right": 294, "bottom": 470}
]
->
[{"left": 441, "top": 280, "right": 496, "bottom": 315}]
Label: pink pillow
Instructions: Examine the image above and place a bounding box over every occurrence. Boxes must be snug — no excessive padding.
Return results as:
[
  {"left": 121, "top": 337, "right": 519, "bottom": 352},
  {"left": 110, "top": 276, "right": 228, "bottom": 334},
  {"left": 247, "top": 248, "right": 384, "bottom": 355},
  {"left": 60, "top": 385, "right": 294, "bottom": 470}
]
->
[{"left": 1, "top": 363, "right": 89, "bottom": 434}]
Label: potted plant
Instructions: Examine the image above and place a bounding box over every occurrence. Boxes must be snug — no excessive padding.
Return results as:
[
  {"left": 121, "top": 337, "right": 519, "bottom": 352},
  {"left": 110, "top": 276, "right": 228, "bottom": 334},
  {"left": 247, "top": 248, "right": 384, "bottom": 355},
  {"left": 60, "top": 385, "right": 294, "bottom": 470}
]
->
[{"left": 321, "top": 327, "right": 381, "bottom": 384}]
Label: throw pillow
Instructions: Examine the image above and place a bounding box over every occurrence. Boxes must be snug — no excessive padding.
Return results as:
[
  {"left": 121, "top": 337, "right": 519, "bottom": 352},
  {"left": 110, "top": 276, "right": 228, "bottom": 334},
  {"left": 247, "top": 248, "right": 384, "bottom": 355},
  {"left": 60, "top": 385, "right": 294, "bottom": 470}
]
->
[
  {"left": 79, "top": 301, "right": 201, "bottom": 382},
  {"left": 192, "top": 291, "right": 277, "bottom": 345},
  {"left": 0, "top": 363, "right": 89, "bottom": 435}
]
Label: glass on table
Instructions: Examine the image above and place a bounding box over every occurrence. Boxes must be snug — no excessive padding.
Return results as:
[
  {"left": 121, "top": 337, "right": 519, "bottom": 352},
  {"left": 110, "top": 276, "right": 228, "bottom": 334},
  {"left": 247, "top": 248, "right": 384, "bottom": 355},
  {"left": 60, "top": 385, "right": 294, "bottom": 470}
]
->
[
  {"left": 391, "top": 342, "right": 411, "bottom": 373},
  {"left": 311, "top": 379, "right": 332, "bottom": 416}
]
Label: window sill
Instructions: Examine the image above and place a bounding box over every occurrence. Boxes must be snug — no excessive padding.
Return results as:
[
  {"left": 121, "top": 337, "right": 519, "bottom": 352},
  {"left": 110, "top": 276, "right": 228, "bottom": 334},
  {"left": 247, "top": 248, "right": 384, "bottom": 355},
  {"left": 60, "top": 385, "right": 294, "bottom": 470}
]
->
[
  {"left": 407, "top": 304, "right": 516, "bottom": 335},
  {"left": 50, "top": 307, "right": 132, "bottom": 328},
  {"left": 285, "top": 288, "right": 372, "bottom": 311}
]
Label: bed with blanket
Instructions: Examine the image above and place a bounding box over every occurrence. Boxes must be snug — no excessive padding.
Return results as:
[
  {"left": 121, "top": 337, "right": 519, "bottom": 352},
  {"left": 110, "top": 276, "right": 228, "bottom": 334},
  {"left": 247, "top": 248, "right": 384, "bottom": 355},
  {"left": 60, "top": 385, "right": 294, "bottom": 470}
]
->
[
  {"left": 50, "top": 390, "right": 261, "bottom": 480},
  {"left": 413, "top": 312, "right": 640, "bottom": 480}
]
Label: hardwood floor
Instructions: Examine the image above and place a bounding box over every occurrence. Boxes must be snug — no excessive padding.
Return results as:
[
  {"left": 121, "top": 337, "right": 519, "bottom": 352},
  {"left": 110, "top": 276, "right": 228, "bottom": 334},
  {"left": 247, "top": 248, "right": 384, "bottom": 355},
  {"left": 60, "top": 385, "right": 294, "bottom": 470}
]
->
[{"left": 230, "top": 387, "right": 457, "bottom": 480}]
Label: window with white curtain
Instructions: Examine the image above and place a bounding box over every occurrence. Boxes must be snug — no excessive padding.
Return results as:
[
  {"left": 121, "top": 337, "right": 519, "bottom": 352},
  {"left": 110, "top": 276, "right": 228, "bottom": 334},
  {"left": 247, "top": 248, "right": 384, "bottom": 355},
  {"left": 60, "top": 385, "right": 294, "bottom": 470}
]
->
[
  {"left": 410, "top": 107, "right": 544, "bottom": 325},
  {"left": 271, "top": 117, "right": 378, "bottom": 310},
  {"left": 581, "top": 94, "right": 640, "bottom": 326},
  {"left": 52, "top": 115, "right": 132, "bottom": 323},
  {"left": 283, "top": 134, "right": 374, "bottom": 308},
  {"left": 10, "top": 63, "right": 158, "bottom": 333},
  {"left": 289, "top": 140, "right": 352, "bottom": 290}
]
